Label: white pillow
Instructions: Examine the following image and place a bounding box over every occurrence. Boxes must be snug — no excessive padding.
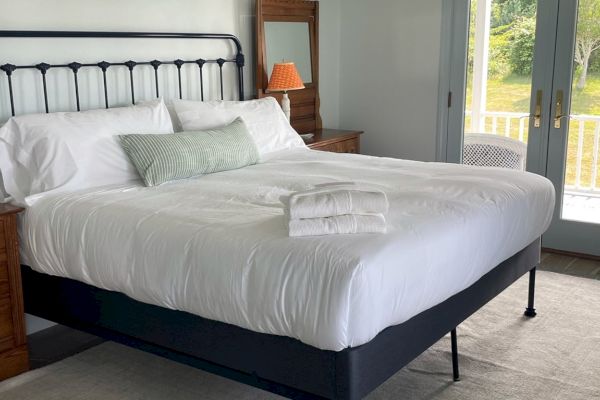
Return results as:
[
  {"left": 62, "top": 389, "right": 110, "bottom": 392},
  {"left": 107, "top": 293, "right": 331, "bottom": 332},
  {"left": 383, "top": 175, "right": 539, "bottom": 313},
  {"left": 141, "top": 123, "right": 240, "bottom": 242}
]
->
[
  {"left": 0, "top": 99, "right": 173, "bottom": 206},
  {"left": 165, "top": 101, "right": 183, "bottom": 132},
  {"left": 173, "top": 97, "right": 306, "bottom": 156}
]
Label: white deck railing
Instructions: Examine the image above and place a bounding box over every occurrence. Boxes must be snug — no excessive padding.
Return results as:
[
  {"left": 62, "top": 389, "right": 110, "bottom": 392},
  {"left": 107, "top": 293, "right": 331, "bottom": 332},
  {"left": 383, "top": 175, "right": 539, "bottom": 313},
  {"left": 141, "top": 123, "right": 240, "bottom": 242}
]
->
[
  {"left": 568, "top": 115, "right": 600, "bottom": 192},
  {"left": 465, "top": 110, "right": 600, "bottom": 193},
  {"left": 480, "top": 111, "right": 530, "bottom": 142}
]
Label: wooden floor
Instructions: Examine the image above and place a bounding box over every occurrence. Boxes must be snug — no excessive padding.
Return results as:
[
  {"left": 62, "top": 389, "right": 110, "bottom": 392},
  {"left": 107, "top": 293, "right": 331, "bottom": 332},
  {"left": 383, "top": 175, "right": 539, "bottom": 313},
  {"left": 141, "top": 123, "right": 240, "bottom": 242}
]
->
[{"left": 540, "top": 251, "right": 600, "bottom": 280}]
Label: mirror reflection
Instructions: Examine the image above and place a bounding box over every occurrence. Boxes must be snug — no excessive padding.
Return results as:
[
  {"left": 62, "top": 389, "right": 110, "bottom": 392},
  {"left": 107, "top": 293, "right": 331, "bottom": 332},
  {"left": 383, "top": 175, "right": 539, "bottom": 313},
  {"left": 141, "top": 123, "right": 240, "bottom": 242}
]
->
[{"left": 264, "top": 21, "right": 312, "bottom": 84}]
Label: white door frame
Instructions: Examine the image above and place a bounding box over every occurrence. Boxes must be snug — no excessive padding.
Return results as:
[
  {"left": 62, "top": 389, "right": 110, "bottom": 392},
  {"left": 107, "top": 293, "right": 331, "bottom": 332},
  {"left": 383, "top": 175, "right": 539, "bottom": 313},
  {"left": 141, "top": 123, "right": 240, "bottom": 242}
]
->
[
  {"left": 542, "top": 1, "right": 600, "bottom": 256},
  {"left": 436, "top": 0, "right": 470, "bottom": 164}
]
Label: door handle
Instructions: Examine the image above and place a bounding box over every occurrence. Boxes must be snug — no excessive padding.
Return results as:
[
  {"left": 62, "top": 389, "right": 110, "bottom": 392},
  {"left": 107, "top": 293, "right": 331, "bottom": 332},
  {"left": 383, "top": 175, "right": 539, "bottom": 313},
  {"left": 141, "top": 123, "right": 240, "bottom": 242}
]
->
[
  {"left": 554, "top": 90, "right": 565, "bottom": 128},
  {"left": 534, "top": 90, "right": 542, "bottom": 128}
]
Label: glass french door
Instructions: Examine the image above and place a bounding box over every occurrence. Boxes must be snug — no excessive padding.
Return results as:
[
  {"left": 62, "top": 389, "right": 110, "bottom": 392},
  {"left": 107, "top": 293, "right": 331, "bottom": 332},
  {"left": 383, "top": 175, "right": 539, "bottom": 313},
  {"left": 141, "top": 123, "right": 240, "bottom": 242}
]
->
[
  {"left": 463, "top": 0, "right": 544, "bottom": 152},
  {"left": 542, "top": 0, "right": 600, "bottom": 255},
  {"left": 454, "top": 0, "right": 600, "bottom": 256}
]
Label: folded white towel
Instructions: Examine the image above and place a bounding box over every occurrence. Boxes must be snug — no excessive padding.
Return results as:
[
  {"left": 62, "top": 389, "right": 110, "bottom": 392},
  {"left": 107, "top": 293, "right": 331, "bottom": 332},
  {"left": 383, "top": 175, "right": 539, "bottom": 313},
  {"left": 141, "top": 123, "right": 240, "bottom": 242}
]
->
[
  {"left": 289, "top": 214, "right": 387, "bottom": 237},
  {"left": 287, "top": 184, "right": 389, "bottom": 220}
]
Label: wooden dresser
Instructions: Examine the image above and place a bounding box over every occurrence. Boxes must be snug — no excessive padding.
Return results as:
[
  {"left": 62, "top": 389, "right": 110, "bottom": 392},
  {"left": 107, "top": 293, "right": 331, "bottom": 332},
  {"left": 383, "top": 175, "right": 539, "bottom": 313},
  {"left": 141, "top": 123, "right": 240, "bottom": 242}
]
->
[
  {"left": 0, "top": 204, "right": 28, "bottom": 380},
  {"left": 305, "top": 129, "right": 363, "bottom": 154}
]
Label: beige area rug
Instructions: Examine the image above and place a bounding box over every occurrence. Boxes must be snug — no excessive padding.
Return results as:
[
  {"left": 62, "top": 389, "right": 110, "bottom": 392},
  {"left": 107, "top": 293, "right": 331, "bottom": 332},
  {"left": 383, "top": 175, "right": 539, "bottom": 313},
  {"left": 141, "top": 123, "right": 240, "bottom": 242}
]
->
[{"left": 1, "top": 271, "right": 599, "bottom": 400}]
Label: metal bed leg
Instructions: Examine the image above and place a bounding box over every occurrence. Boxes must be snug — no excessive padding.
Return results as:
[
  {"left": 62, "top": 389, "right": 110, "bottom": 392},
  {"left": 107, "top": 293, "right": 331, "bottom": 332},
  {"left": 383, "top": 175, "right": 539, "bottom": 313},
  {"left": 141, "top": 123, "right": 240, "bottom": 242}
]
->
[
  {"left": 524, "top": 267, "right": 537, "bottom": 318},
  {"left": 451, "top": 328, "right": 460, "bottom": 382}
]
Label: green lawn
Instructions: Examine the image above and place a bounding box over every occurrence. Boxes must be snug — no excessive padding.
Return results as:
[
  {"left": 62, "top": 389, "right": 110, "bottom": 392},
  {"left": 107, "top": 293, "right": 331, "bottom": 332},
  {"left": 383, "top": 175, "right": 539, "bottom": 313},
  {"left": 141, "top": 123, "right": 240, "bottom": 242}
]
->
[{"left": 465, "top": 73, "right": 600, "bottom": 188}]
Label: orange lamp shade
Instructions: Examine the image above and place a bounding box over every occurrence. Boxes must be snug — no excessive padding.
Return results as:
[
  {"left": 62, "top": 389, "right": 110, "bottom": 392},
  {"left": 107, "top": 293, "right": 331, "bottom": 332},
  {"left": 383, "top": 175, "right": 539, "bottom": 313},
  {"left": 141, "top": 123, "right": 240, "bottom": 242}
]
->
[{"left": 267, "top": 62, "right": 305, "bottom": 92}]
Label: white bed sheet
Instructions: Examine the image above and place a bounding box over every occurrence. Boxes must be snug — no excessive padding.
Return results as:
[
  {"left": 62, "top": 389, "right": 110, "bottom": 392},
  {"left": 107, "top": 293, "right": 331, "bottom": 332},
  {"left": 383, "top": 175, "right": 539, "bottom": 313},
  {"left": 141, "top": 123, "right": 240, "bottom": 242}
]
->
[{"left": 19, "top": 149, "right": 555, "bottom": 351}]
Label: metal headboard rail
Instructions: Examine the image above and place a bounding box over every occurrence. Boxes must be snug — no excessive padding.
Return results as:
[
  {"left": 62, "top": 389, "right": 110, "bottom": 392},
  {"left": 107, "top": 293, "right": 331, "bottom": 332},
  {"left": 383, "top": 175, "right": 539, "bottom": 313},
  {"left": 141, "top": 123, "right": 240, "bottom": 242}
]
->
[{"left": 0, "top": 30, "right": 245, "bottom": 116}]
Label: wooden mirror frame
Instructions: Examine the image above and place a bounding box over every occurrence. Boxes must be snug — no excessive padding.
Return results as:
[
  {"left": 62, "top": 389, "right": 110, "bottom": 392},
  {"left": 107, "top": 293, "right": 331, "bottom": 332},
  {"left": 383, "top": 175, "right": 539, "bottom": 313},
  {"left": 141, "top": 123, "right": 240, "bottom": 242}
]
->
[{"left": 256, "top": 0, "right": 321, "bottom": 133}]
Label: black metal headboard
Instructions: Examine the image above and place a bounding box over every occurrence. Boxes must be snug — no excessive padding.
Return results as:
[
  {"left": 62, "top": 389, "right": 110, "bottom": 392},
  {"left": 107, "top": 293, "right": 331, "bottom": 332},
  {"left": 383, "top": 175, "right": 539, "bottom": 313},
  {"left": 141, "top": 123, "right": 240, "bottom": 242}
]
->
[{"left": 0, "top": 30, "right": 245, "bottom": 117}]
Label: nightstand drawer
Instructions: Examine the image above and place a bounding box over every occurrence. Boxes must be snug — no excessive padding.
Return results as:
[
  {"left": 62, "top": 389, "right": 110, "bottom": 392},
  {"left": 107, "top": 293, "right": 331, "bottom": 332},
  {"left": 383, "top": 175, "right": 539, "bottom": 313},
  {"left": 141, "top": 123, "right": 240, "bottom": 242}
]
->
[
  {"left": 0, "top": 218, "right": 10, "bottom": 299},
  {"left": 0, "top": 257, "right": 9, "bottom": 299},
  {"left": 0, "top": 219, "right": 5, "bottom": 253},
  {"left": 312, "top": 138, "right": 359, "bottom": 154},
  {"left": 0, "top": 242, "right": 16, "bottom": 353},
  {"left": 0, "top": 298, "right": 15, "bottom": 353},
  {"left": 306, "top": 129, "right": 362, "bottom": 154},
  {"left": 338, "top": 138, "right": 359, "bottom": 154},
  {"left": 0, "top": 205, "right": 28, "bottom": 380}
]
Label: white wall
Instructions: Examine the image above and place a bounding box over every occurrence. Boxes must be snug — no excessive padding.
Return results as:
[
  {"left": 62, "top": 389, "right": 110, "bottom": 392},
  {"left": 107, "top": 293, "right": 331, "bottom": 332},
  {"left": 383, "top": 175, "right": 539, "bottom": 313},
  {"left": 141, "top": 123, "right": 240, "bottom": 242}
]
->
[
  {"left": 0, "top": 1, "right": 254, "bottom": 116},
  {"left": 0, "top": 0, "right": 341, "bottom": 124},
  {"left": 318, "top": 0, "right": 342, "bottom": 128},
  {"left": 337, "top": 0, "right": 443, "bottom": 161},
  {"left": 1, "top": 0, "right": 442, "bottom": 159}
]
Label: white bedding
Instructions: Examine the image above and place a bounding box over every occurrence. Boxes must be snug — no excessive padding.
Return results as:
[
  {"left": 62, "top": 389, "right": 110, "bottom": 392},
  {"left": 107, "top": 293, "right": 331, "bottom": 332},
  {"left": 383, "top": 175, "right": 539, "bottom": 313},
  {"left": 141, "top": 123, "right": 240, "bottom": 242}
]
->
[{"left": 19, "top": 149, "right": 555, "bottom": 351}]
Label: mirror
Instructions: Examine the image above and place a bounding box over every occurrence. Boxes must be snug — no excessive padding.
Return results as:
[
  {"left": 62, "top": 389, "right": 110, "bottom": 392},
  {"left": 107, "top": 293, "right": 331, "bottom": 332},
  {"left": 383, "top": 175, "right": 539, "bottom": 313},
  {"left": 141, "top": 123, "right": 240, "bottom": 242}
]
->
[
  {"left": 264, "top": 21, "right": 312, "bottom": 84},
  {"left": 256, "top": 0, "right": 321, "bottom": 133}
]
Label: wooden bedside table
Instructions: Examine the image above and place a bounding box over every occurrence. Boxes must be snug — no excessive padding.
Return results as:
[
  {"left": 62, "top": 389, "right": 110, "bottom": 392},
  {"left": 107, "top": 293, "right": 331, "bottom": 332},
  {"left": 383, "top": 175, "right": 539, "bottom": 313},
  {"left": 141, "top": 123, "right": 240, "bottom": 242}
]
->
[
  {"left": 0, "top": 204, "right": 28, "bottom": 380},
  {"left": 305, "top": 129, "right": 363, "bottom": 154}
]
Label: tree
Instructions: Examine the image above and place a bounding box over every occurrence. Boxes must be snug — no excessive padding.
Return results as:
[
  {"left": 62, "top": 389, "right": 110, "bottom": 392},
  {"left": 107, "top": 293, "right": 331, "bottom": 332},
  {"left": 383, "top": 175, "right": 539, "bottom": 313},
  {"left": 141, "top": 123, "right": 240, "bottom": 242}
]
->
[
  {"left": 491, "top": 0, "right": 536, "bottom": 28},
  {"left": 574, "top": 0, "right": 600, "bottom": 90},
  {"left": 509, "top": 16, "right": 536, "bottom": 76}
]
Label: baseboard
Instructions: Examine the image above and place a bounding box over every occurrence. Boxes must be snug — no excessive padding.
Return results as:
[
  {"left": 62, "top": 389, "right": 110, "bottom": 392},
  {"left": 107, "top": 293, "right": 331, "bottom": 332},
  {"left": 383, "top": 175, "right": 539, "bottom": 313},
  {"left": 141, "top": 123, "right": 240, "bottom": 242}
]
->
[
  {"left": 542, "top": 247, "right": 600, "bottom": 262},
  {"left": 0, "top": 345, "right": 29, "bottom": 380}
]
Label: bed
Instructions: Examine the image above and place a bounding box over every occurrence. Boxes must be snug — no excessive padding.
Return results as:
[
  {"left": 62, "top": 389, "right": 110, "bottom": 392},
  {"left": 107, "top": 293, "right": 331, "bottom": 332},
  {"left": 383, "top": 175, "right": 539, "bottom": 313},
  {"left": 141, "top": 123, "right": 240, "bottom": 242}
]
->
[{"left": 0, "top": 30, "right": 555, "bottom": 399}]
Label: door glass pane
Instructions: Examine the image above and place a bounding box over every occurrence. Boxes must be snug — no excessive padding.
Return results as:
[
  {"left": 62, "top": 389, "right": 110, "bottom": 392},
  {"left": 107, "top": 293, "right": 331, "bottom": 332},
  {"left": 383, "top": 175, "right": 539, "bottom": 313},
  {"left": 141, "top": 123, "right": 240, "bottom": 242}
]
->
[
  {"left": 463, "top": 0, "right": 537, "bottom": 170},
  {"left": 561, "top": 1, "right": 600, "bottom": 224}
]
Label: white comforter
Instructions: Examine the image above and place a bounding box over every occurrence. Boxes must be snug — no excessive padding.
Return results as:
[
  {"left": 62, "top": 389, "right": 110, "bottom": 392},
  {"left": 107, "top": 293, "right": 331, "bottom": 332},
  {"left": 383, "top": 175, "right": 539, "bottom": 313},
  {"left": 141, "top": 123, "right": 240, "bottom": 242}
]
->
[{"left": 20, "top": 149, "right": 555, "bottom": 351}]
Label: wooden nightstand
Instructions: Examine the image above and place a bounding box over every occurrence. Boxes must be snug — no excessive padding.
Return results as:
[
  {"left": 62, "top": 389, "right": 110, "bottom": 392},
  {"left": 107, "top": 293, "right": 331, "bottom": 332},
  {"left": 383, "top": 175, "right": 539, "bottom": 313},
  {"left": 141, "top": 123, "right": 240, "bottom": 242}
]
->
[
  {"left": 305, "top": 129, "right": 363, "bottom": 154},
  {"left": 0, "top": 204, "right": 28, "bottom": 380}
]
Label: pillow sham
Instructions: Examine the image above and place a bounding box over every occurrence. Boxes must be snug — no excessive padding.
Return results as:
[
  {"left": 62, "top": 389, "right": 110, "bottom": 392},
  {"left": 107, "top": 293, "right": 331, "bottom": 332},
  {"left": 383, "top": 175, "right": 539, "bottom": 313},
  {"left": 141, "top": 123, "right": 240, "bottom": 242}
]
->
[
  {"left": 165, "top": 101, "right": 183, "bottom": 132},
  {"left": 173, "top": 97, "right": 306, "bottom": 156},
  {"left": 0, "top": 99, "right": 173, "bottom": 205},
  {"left": 119, "top": 117, "right": 259, "bottom": 187}
]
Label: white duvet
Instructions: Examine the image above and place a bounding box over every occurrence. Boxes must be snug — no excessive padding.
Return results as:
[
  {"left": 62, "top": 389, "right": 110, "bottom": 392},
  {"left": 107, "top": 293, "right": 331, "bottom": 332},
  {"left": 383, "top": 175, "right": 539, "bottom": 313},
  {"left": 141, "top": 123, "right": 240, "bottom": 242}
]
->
[{"left": 20, "top": 149, "right": 555, "bottom": 351}]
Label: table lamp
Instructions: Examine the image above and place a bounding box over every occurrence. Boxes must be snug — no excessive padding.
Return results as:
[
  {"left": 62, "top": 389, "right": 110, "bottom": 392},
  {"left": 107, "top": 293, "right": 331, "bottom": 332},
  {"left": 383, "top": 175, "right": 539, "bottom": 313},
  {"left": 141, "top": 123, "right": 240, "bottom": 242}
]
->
[{"left": 267, "top": 62, "right": 305, "bottom": 121}]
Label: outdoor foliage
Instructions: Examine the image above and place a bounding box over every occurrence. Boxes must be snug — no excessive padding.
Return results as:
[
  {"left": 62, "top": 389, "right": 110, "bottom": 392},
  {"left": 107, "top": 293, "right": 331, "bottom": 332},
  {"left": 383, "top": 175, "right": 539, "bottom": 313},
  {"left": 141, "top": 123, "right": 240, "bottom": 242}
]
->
[
  {"left": 470, "top": 0, "right": 600, "bottom": 89},
  {"left": 507, "top": 16, "right": 535, "bottom": 76},
  {"left": 490, "top": 0, "right": 536, "bottom": 78},
  {"left": 574, "top": 0, "right": 600, "bottom": 89},
  {"left": 488, "top": 26, "right": 511, "bottom": 77},
  {"left": 469, "top": 0, "right": 537, "bottom": 79},
  {"left": 491, "top": 0, "right": 535, "bottom": 27},
  {"left": 591, "top": 54, "right": 600, "bottom": 73}
]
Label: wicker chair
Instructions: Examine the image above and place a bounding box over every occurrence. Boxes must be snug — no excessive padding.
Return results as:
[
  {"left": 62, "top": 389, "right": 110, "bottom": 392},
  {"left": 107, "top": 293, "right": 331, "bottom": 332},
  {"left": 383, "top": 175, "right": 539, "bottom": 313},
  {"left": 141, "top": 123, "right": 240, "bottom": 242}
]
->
[{"left": 463, "top": 133, "right": 527, "bottom": 171}]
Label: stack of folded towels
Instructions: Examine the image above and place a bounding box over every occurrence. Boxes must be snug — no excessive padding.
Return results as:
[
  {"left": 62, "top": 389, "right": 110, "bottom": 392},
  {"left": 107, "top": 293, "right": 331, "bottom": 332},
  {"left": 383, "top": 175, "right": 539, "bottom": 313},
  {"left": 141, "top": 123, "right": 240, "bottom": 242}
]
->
[{"left": 284, "top": 182, "right": 389, "bottom": 237}]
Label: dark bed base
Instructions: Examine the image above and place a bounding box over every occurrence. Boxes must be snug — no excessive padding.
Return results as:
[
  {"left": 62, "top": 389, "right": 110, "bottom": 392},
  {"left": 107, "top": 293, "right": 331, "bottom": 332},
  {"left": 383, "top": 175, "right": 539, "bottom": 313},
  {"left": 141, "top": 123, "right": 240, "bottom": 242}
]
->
[{"left": 21, "top": 238, "right": 540, "bottom": 400}]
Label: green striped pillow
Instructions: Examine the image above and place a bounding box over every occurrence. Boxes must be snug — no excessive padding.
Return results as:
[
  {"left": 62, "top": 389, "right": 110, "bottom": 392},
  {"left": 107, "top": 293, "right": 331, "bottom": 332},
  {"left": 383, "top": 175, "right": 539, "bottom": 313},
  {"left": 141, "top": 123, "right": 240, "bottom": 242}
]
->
[{"left": 119, "top": 117, "right": 259, "bottom": 186}]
